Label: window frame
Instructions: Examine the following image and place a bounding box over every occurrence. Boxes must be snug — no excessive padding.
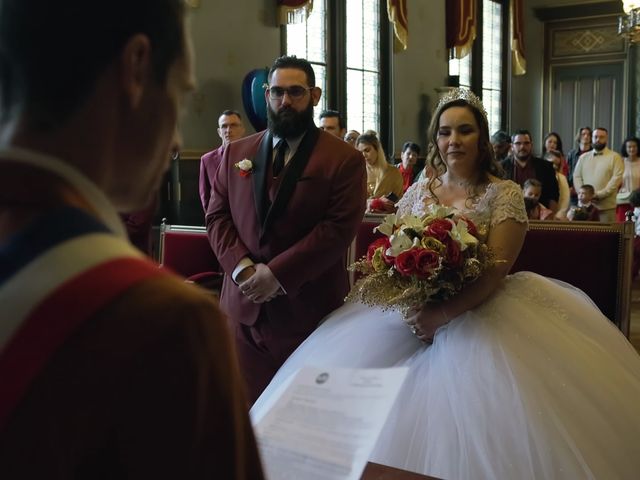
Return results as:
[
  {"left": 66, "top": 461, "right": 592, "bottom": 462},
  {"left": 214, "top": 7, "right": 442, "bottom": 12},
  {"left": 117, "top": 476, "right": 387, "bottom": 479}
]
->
[
  {"left": 282, "top": 0, "right": 391, "bottom": 151},
  {"left": 448, "top": 0, "right": 510, "bottom": 132}
]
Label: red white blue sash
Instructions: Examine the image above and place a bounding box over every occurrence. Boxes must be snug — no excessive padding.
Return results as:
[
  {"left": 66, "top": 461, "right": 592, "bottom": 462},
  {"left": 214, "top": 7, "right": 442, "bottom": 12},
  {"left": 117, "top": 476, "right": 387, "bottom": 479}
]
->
[{"left": 0, "top": 208, "right": 165, "bottom": 429}]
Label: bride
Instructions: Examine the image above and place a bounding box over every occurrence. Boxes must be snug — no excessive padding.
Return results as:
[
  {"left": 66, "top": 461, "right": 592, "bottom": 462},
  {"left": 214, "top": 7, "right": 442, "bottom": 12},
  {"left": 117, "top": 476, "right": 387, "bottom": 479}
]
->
[{"left": 251, "top": 89, "right": 640, "bottom": 479}]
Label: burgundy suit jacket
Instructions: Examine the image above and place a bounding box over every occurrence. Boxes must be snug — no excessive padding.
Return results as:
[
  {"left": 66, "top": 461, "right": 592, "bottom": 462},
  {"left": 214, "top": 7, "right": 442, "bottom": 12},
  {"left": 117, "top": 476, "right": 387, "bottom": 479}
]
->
[
  {"left": 206, "top": 127, "right": 366, "bottom": 331},
  {"left": 199, "top": 145, "right": 224, "bottom": 212}
]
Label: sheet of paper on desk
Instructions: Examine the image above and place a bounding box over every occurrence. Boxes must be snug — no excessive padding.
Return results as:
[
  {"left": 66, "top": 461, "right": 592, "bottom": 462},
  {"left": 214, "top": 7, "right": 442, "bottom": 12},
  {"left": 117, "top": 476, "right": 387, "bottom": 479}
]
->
[{"left": 252, "top": 366, "right": 409, "bottom": 480}]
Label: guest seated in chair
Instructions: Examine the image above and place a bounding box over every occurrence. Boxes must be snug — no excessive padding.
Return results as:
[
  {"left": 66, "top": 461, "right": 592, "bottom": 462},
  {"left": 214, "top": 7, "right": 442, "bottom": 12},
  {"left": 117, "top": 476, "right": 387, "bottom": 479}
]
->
[
  {"left": 523, "top": 178, "right": 554, "bottom": 220},
  {"left": 567, "top": 184, "right": 600, "bottom": 221},
  {"left": 398, "top": 141, "right": 421, "bottom": 193},
  {"left": 344, "top": 129, "right": 360, "bottom": 147},
  {"left": 357, "top": 131, "right": 403, "bottom": 213}
]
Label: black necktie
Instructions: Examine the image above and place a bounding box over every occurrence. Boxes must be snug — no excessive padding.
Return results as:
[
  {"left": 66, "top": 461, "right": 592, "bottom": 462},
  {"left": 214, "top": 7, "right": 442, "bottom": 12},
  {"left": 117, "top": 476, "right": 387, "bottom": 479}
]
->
[{"left": 273, "top": 140, "right": 287, "bottom": 177}]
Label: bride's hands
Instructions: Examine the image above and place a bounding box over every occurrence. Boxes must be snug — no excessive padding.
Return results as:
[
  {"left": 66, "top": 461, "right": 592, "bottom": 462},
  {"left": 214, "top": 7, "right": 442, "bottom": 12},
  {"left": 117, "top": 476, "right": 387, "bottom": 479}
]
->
[{"left": 405, "top": 303, "right": 450, "bottom": 343}]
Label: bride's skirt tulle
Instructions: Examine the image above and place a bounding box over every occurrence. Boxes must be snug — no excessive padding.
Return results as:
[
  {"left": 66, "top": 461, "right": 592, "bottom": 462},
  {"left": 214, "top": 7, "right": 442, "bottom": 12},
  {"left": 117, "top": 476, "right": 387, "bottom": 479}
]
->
[{"left": 251, "top": 272, "right": 640, "bottom": 479}]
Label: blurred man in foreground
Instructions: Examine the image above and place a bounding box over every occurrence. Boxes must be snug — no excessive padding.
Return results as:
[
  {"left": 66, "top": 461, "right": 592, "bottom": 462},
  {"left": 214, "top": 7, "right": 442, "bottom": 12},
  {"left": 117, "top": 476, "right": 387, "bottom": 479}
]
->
[{"left": 0, "top": 1, "right": 263, "bottom": 477}]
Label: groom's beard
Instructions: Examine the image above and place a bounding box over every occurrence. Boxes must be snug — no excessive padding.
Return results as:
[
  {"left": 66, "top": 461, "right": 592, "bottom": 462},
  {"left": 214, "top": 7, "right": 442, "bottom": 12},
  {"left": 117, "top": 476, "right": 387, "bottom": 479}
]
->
[
  {"left": 593, "top": 142, "right": 606, "bottom": 151},
  {"left": 268, "top": 100, "right": 314, "bottom": 138}
]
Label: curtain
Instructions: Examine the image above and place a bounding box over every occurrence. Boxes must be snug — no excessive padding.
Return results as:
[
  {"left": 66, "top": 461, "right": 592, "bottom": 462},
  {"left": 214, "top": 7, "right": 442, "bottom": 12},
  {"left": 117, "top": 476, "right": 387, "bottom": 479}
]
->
[
  {"left": 277, "top": 0, "right": 313, "bottom": 25},
  {"left": 446, "top": 0, "right": 477, "bottom": 59},
  {"left": 388, "top": 0, "right": 409, "bottom": 51},
  {"left": 511, "top": 0, "right": 526, "bottom": 75}
]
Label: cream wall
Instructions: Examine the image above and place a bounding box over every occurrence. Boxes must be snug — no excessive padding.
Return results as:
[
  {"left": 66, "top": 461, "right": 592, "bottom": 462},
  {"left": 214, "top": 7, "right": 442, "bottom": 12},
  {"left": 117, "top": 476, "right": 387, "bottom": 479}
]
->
[
  {"left": 509, "top": 0, "right": 545, "bottom": 144},
  {"left": 182, "top": 0, "right": 281, "bottom": 150},
  {"left": 391, "top": 0, "right": 449, "bottom": 155}
]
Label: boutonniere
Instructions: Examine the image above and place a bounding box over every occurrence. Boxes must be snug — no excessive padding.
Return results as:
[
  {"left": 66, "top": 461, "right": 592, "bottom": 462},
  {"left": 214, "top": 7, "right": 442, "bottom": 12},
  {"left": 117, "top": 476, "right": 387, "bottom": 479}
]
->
[{"left": 234, "top": 158, "right": 253, "bottom": 177}]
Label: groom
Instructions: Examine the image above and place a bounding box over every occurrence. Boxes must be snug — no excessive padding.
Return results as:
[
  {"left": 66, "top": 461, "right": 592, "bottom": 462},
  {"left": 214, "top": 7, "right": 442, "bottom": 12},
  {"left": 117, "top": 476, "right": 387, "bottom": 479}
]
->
[{"left": 206, "top": 55, "right": 366, "bottom": 403}]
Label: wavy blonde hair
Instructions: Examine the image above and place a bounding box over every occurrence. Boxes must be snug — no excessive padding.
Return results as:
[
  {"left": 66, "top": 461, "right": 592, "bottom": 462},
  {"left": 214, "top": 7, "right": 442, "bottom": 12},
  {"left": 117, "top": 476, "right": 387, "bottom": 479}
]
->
[{"left": 357, "top": 130, "right": 389, "bottom": 193}]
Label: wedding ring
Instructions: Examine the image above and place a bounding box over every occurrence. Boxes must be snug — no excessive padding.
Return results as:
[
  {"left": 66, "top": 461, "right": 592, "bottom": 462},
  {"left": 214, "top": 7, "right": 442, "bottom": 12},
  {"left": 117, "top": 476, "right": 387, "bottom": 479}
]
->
[{"left": 410, "top": 325, "right": 418, "bottom": 335}]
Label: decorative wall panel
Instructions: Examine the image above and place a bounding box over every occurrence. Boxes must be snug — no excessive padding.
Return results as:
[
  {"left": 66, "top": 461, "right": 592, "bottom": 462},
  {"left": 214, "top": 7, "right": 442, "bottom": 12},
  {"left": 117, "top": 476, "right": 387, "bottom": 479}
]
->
[{"left": 551, "top": 25, "right": 625, "bottom": 58}]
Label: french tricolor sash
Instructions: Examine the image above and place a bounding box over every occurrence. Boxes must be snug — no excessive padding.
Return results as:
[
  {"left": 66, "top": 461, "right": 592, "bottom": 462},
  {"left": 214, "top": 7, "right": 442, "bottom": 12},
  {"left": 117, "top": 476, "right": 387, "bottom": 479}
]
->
[{"left": 0, "top": 207, "right": 166, "bottom": 430}]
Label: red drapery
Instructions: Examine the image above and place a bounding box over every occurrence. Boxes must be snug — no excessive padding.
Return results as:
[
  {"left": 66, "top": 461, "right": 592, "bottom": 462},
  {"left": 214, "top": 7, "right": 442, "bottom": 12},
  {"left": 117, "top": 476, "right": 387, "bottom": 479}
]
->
[
  {"left": 511, "top": 0, "right": 526, "bottom": 75},
  {"left": 277, "top": 0, "right": 312, "bottom": 25},
  {"left": 388, "top": 0, "right": 408, "bottom": 51},
  {"left": 446, "top": 0, "right": 476, "bottom": 59}
]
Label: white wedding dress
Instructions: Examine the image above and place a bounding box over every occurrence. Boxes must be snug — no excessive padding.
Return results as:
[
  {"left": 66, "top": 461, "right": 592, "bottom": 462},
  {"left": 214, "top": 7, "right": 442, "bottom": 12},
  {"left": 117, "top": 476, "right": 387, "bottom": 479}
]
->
[{"left": 251, "top": 180, "right": 640, "bottom": 480}]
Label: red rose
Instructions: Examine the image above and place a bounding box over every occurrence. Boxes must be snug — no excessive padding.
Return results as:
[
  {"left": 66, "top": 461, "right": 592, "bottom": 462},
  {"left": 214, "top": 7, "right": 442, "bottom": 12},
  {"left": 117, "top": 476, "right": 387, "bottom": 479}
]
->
[
  {"left": 395, "top": 248, "right": 418, "bottom": 276},
  {"left": 366, "top": 237, "right": 391, "bottom": 263},
  {"left": 414, "top": 248, "right": 440, "bottom": 278},
  {"left": 369, "top": 198, "right": 385, "bottom": 212},
  {"left": 444, "top": 238, "right": 462, "bottom": 267},
  {"left": 424, "top": 218, "right": 452, "bottom": 242}
]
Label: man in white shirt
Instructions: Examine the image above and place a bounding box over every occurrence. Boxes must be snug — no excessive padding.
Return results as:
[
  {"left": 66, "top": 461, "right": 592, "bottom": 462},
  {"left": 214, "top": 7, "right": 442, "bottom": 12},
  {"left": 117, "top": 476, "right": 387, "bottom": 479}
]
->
[{"left": 572, "top": 127, "right": 624, "bottom": 222}]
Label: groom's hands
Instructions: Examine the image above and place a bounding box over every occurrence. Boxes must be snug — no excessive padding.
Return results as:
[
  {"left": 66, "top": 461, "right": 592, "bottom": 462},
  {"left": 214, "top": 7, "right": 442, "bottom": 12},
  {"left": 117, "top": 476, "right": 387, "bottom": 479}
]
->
[{"left": 238, "top": 263, "right": 283, "bottom": 303}]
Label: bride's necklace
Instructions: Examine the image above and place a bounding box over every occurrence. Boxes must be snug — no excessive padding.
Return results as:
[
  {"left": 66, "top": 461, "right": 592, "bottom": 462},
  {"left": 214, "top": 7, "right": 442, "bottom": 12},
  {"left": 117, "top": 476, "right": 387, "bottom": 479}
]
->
[{"left": 443, "top": 173, "right": 479, "bottom": 190}]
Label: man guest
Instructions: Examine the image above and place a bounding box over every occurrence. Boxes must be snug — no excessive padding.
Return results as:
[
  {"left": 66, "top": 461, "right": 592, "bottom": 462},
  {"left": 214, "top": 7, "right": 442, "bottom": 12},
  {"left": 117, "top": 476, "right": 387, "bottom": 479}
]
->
[
  {"left": 207, "top": 55, "right": 367, "bottom": 403},
  {"left": 319, "top": 109, "right": 347, "bottom": 139},
  {"left": 199, "top": 109, "right": 246, "bottom": 212},
  {"left": 501, "top": 129, "right": 560, "bottom": 213},
  {"left": 572, "top": 127, "right": 624, "bottom": 222}
]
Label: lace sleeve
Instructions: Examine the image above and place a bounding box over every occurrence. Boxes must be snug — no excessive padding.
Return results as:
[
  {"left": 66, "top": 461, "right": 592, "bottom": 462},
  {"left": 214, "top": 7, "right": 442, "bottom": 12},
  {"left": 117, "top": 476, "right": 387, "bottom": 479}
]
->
[
  {"left": 488, "top": 180, "right": 528, "bottom": 227},
  {"left": 396, "top": 180, "right": 426, "bottom": 217}
]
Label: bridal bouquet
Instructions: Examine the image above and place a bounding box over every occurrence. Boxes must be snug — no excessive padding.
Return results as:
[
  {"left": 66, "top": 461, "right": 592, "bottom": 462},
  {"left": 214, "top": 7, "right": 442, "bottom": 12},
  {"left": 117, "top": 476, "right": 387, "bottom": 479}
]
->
[{"left": 346, "top": 205, "right": 493, "bottom": 318}]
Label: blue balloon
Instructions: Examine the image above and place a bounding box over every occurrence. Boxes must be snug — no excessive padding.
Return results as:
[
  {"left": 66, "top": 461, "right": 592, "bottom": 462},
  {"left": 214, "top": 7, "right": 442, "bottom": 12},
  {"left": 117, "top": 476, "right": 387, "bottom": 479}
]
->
[{"left": 242, "top": 68, "right": 268, "bottom": 131}]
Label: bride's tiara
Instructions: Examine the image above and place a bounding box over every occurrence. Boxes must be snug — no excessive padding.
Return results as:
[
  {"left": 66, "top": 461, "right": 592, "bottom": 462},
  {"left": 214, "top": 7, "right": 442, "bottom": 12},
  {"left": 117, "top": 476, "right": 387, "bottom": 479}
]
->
[{"left": 436, "top": 88, "right": 488, "bottom": 121}]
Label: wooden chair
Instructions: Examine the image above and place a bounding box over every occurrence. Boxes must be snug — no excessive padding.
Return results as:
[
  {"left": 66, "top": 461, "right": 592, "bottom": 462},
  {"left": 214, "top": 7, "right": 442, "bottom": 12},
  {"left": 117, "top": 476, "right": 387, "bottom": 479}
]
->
[
  {"left": 348, "top": 216, "right": 633, "bottom": 336},
  {"left": 511, "top": 220, "right": 633, "bottom": 336},
  {"left": 158, "top": 220, "right": 223, "bottom": 290}
]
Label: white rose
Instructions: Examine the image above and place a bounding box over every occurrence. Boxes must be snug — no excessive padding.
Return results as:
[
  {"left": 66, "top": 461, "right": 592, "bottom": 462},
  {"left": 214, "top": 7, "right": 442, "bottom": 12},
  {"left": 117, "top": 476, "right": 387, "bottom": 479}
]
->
[{"left": 237, "top": 159, "right": 253, "bottom": 171}]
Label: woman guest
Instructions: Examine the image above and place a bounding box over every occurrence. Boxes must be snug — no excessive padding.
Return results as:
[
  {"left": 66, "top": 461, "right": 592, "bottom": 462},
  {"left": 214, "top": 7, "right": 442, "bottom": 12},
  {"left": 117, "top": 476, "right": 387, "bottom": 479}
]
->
[
  {"left": 542, "top": 131, "right": 569, "bottom": 176},
  {"left": 344, "top": 129, "right": 360, "bottom": 147},
  {"left": 544, "top": 150, "right": 570, "bottom": 219},
  {"left": 566, "top": 126, "right": 592, "bottom": 203},
  {"left": 398, "top": 141, "right": 421, "bottom": 193},
  {"left": 616, "top": 136, "right": 640, "bottom": 222},
  {"left": 357, "top": 131, "right": 403, "bottom": 213}
]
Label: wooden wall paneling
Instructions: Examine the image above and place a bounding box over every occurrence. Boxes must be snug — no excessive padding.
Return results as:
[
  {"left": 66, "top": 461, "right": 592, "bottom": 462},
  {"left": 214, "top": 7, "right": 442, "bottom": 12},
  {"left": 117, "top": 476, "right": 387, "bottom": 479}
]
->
[{"left": 542, "top": 12, "right": 628, "bottom": 151}]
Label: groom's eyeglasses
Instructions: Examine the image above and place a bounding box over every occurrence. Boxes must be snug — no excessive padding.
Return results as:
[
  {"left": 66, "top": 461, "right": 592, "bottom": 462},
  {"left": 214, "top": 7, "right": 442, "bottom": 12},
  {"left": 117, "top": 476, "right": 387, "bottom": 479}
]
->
[{"left": 266, "top": 85, "right": 313, "bottom": 100}]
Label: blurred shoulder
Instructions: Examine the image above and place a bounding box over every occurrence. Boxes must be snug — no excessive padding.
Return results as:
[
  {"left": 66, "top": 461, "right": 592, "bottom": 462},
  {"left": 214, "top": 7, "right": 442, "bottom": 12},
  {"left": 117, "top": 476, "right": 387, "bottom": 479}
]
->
[{"left": 100, "top": 273, "right": 229, "bottom": 341}]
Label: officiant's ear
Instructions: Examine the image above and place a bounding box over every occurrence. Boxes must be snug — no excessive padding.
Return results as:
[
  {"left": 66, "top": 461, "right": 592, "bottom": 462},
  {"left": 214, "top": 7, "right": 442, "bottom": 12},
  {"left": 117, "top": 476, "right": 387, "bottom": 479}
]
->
[
  {"left": 311, "top": 86, "right": 322, "bottom": 106},
  {"left": 119, "top": 34, "right": 153, "bottom": 109}
]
